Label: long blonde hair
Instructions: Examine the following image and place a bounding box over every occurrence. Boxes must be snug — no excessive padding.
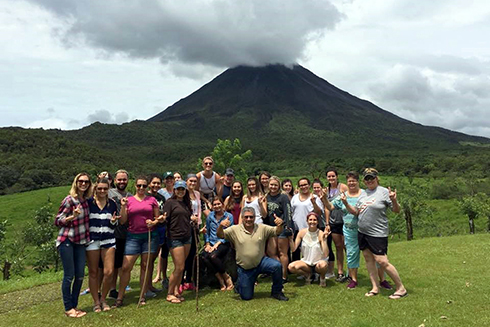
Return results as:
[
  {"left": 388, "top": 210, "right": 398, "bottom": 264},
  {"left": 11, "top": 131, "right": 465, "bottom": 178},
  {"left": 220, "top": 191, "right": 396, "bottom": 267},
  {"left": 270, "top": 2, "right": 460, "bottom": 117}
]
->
[{"left": 69, "top": 173, "right": 93, "bottom": 199}]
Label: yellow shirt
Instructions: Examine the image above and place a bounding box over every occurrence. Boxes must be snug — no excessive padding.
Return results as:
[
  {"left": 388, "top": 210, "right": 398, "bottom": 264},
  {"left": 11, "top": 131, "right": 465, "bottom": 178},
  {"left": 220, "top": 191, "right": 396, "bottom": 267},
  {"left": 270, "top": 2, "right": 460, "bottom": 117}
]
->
[{"left": 223, "top": 223, "right": 277, "bottom": 269}]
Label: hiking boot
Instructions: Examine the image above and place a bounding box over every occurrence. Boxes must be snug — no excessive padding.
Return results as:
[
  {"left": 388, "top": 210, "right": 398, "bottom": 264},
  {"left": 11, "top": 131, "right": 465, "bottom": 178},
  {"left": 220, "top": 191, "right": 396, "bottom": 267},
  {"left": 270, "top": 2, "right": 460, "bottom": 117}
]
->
[{"left": 271, "top": 292, "right": 289, "bottom": 301}]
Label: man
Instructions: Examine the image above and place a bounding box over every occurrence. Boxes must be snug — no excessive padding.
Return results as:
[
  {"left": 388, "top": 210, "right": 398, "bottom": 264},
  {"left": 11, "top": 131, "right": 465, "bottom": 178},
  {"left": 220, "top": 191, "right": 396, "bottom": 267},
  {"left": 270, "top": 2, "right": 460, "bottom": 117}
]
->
[
  {"left": 108, "top": 169, "right": 132, "bottom": 299},
  {"left": 219, "top": 168, "right": 235, "bottom": 201},
  {"left": 217, "top": 207, "right": 288, "bottom": 301},
  {"left": 158, "top": 171, "right": 174, "bottom": 200}
]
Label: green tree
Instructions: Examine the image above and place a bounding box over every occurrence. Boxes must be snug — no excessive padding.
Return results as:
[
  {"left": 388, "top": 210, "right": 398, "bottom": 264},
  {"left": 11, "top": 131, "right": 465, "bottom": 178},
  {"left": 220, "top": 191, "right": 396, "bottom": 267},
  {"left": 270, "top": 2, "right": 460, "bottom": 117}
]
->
[
  {"left": 460, "top": 193, "right": 490, "bottom": 234},
  {"left": 0, "top": 220, "right": 27, "bottom": 280},
  {"left": 199, "top": 138, "right": 252, "bottom": 182}
]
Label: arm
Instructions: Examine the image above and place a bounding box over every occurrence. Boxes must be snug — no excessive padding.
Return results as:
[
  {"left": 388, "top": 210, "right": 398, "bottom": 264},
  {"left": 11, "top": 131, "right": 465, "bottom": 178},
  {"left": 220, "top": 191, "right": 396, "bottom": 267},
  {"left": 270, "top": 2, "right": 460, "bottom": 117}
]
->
[
  {"left": 310, "top": 194, "right": 322, "bottom": 215},
  {"left": 195, "top": 172, "right": 201, "bottom": 192},
  {"left": 273, "top": 215, "right": 284, "bottom": 235},
  {"left": 216, "top": 219, "right": 231, "bottom": 239},
  {"left": 290, "top": 229, "right": 305, "bottom": 252},
  {"left": 238, "top": 197, "right": 246, "bottom": 224},
  {"left": 119, "top": 197, "right": 128, "bottom": 225},
  {"left": 215, "top": 173, "right": 223, "bottom": 197},
  {"left": 340, "top": 192, "right": 358, "bottom": 215},
  {"left": 320, "top": 192, "right": 335, "bottom": 211},
  {"left": 319, "top": 230, "right": 329, "bottom": 257},
  {"left": 388, "top": 187, "right": 400, "bottom": 213},
  {"left": 258, "top": 194, "right": 268, "bottom": 218},
  {"left": 55, "top": 196, "right": 77, "bottom": 227}
]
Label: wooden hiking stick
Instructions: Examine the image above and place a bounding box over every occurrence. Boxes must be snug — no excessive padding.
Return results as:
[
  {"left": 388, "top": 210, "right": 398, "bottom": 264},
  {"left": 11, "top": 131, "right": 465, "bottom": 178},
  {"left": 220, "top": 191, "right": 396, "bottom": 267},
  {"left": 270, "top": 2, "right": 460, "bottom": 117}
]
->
[{"left": 138, "top": 228, "right": 152, "bottom": 308}]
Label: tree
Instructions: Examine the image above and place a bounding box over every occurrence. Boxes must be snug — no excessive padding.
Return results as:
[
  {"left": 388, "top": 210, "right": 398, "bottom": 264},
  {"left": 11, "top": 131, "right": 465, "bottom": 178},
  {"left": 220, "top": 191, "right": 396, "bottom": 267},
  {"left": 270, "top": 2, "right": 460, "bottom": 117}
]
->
[
  {"left": 460, "top": 193, "right": 490, "bottom": 234},
  {"left": 0, "top": 220, "right": 27, "bottom": 280},
  {"left": 199, "top": 138, "right": 252, "bottom": 182}
]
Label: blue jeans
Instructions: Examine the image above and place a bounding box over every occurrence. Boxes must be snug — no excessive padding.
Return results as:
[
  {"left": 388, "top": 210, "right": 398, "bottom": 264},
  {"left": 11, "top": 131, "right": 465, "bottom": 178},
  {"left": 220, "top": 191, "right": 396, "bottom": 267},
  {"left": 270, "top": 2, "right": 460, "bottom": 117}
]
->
[
  {"left": 59, "top": 239, "right": 86, "bottom": 311},
  {"left": 236, "top": 256, "right": 283, "bottom": 300}
]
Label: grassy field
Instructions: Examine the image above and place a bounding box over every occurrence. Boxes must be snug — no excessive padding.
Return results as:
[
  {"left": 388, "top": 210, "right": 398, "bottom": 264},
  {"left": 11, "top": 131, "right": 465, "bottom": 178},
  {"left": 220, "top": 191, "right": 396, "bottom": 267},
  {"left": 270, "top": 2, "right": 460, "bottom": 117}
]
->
[{"left": 0, "top": 234, "right": 488, "bottom": 327}]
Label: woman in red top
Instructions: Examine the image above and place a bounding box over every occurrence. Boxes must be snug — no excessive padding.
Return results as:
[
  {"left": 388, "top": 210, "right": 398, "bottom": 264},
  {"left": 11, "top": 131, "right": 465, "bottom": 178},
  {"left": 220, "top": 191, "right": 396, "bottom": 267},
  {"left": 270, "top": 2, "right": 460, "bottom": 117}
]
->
[{"left": 223, "top": 180, "right": 244, "bottom": 225}]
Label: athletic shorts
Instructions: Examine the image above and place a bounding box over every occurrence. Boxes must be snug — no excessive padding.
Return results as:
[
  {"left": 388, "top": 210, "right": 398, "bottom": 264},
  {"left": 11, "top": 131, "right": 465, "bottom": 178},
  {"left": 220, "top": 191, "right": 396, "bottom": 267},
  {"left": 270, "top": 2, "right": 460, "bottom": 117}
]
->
[
  {"left": 114, "top": 237, "right": 126, "bottom": 269},
  {"left": 358, "top": 232, "right": 388, "bottom": 256},
  {"left": 329, "top": 223, "right": 344, "bottom": 235}
]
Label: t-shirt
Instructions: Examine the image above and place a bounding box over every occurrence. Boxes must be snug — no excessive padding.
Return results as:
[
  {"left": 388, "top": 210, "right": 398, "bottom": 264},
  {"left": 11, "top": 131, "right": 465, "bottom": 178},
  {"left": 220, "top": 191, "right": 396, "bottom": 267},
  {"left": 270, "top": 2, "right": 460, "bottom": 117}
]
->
[
  {"left": 332, "top": 192, "right": 362, "bottom": 229},
  {"left": 328, "top": 187, "right": 344, "bottom": 225},
  {"left": 163, "top": 199, "right": 192, "bottom": 240},
  {"left": 223, "top": 224, "right": 277, "bottom": 269},
  {"left": 109, "top": 189, "right": 132, "bottom": 239},
  {"left": 158, "top": 188, "right": 173, "bottom": 200},
  {"left": 356, "top": 186, "right": 393, "bottom": 237},
  {"left": 147, "top": 191, "right": 166, "bottom": 214},
  {"left": 126, "top": 196, "right": 158, "bottom": 234},
  {"left": 266, "top": 193, "right": 291, "bottom": 228},
  {"left": 291, "top": 193, "right": 324, "bottom": 231},
  {"left": 221, "top": 184, "right": 231, "bottom": 201}
]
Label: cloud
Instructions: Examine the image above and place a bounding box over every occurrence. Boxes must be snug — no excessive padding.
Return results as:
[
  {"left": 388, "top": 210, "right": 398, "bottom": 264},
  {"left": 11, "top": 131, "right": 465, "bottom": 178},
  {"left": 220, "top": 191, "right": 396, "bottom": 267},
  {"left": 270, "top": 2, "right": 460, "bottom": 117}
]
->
[
  {"left": 87, "top": 109, "right": 129, "bottom": 124},
  {"left": 28, "top": 0, "right": 343, "bottom": 69}
]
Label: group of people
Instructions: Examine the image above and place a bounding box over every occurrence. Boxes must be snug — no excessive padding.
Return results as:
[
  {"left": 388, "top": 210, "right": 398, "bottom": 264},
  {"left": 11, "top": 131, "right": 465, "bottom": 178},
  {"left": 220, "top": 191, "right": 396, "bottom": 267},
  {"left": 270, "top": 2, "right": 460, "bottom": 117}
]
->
[{"left": 55, "top": 157, "right": 407, "bottom": 318}]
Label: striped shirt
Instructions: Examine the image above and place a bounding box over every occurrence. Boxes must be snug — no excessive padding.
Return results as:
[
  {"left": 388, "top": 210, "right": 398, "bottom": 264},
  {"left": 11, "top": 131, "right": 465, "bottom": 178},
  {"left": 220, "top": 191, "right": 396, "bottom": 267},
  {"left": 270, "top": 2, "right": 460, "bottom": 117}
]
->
[
  {"left": 87, "top": 198, "right": 118, "bottom": 248},
  {"left": 55, "top": 195, "right": 90, "bottom": 247}
]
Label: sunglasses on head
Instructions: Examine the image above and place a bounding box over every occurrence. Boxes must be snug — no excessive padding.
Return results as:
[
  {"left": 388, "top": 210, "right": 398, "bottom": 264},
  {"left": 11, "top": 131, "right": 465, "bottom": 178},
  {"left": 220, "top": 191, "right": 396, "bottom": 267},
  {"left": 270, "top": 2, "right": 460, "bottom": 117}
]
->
[{"left": 136, "top": 184, "right": 147, "bottom": 188}]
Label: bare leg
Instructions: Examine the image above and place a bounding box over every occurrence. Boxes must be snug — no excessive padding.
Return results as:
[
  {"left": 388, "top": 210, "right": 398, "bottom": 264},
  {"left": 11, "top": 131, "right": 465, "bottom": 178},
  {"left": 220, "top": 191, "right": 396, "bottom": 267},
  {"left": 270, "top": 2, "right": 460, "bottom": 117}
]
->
[
  {"left": 100, "top": 248, "right": 115, "bottom": 302},
  {"left": 278, "top": 238, "right": 290, "bottom": 279},
  {"left": 152, "top": 248, "right": 163, "bottom": 283},
  {"left": 168, "top": 244, "right": 191, "bottom": 299},
  {"left": 332, "top": 233, "right": 345, "bottom": 275},
  {"left": 117, "top": 255, "right": 139, "bottom": 301},
  {"left": 86, "top": 249, "right": 102, "bottom": 306},
  {"left": 362, "top": 249, "right": 380, "bottom": 296},
  {"left": 373, "top": 254, "right": 407, "bottom": 297}
]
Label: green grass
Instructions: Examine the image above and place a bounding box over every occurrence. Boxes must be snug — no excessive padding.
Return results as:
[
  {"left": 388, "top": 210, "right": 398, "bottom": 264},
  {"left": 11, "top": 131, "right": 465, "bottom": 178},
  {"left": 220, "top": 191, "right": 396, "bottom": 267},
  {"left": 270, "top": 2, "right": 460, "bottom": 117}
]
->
[{"left": 0, "top": 234, "right": 489, "bottom": 326}]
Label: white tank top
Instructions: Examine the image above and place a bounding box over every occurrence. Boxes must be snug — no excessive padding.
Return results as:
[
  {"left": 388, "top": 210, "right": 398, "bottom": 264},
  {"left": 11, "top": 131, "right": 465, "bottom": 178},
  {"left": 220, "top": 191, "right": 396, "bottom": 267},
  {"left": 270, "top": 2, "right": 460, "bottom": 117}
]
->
[
  {"left": 301, "top": 229, "right": 326, "bottom": 265},
  {"left": 244, "top": 197, "right": 263, "bottom": 224},
  {"left": 199, "top": 171, "right": 216, "bottom": 195}
]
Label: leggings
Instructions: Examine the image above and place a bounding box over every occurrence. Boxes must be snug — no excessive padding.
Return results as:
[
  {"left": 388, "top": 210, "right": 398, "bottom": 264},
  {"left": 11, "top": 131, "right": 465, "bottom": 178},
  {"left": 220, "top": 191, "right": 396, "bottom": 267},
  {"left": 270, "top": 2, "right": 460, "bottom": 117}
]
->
[
  {"left": 201, "top": 242, "right": 230, "bottom": 274},
  {"left": 182, "top": 228, "right": 198, "bottom": 284}
]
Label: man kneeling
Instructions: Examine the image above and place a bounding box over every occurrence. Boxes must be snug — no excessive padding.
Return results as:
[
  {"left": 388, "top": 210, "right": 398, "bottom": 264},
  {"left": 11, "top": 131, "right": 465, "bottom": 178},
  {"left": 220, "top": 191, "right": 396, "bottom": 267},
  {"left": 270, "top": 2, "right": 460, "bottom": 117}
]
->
[{"left": 217, "top": 207, "right": 288, "bottom": 301}]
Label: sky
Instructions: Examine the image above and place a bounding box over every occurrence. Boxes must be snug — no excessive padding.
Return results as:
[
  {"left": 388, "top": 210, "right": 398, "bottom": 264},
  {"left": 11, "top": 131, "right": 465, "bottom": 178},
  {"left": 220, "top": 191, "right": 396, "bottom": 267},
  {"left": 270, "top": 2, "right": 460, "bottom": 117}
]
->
[{"left": 1, "top": 0, "right": 490, "bottom": 138}]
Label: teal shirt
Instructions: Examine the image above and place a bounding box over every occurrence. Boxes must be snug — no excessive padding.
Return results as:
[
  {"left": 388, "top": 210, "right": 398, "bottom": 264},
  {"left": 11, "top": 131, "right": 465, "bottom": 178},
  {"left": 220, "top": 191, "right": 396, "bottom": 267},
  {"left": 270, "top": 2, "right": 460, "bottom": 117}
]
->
[{"left": 332, "top": 194, "right": 360, "bottom": 229}]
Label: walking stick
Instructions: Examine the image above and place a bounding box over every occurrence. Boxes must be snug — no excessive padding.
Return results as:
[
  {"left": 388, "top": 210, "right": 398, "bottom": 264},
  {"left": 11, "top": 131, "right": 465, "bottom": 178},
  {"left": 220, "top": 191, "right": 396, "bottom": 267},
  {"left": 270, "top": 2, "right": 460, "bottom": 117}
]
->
[{"left": 138, "top": 227, "right": 152, "bottom": 308}]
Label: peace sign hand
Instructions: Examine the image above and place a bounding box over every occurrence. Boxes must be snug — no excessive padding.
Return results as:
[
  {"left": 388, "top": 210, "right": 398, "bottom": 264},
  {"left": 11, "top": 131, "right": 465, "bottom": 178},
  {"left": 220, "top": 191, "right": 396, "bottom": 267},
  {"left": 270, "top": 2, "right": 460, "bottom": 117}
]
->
[
  {"left": 120, "top": 197, "right": 128, "bottom": 207},
  {"left": 340, "top": 191, "right": 347, "bottom": 203},
  {"left": 388, "top": 187, "right": 397, "bottom": 201},
  {"left": 111, "top": 213, "right": 121, "bottom": 223}
]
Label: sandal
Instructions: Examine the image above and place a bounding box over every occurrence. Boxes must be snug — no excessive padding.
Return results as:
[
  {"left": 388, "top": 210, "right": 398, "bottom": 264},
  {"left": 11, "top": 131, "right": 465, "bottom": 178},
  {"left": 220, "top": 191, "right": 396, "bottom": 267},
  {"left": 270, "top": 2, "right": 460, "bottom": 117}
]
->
[
  {"left": 319, "top": 278, "right": 326, "bottom": 287},
  {"left": 101, "top": 302, "right": 111, "bottom": 312},
  {"left": 93, "top": 304, "right": 102, "bottom": 313},
  {"left": 138, "top": 297, "right": 147, "bottom": 306},
  {"left": 64, "top": 309, "right": 79, "bottom": 318},
  {"left": 166, "top": 295, "right": 181, "bottom": 304},
  {"left": 176, "top": 294, "right": 185, "bottom": 302},
  {"left": 113, "top": 298, "right": 123, "bottom": 308},
  {"left": 389, "top": 292, "right": 408, "bottom": 300},
  {"left": 365, "top": 291, "right": 378, "bottom": 297}
]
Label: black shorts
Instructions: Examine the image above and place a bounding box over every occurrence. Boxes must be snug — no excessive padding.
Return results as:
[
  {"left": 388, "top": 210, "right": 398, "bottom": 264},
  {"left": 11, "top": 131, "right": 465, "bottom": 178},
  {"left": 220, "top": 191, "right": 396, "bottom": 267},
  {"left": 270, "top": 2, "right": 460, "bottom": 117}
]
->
[
  {"left": 160, "top": 242, "right": 170, "bottom": 258},
  {"left": 114, "top": 237, "right": 126, "bottom": 269},
  {"left": 358, "top": 232, "right": 388, "bottom": 256},
  {"left": 329, "top": 223, "right": 344, "bottom": 235}
]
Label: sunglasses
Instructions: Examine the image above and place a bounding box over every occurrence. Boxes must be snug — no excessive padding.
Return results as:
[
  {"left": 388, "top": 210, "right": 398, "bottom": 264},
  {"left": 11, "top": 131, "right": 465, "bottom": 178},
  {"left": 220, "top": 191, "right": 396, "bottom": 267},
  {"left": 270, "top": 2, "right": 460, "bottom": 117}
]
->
[
  {"left": 96, "top": 187, "right": 109, "bottom": 191},
  {"left": 299, "top": 184, "right": 309, "bottom": 187},
  {"left": 243, "top": 215, "right": 254, "bottom": 219},
  {"left": 364, "top": 176, "right": 375, "bottom": 181},
  {"left": 204, "top": 162, "right": 213, "bottom": 166},
  {"left": 136, "top": 184, "right": 148, "bottom": 188},
  {"left": 78, "top": 180, "right": 90, "bottom": 184}
]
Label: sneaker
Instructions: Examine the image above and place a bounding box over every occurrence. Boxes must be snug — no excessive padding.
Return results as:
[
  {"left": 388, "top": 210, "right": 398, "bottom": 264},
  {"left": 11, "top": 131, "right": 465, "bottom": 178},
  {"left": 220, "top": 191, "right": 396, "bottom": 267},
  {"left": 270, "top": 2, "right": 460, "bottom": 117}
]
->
[
  {"left": 125, "top": 285, "right": 132, "bottom": 292},
  {"left": 271, "top": 292, "right": 289, "bottom": 301},
  {"left": 296, "top": 275, "right": 305, "bottom": 280},
  {"left": 108, "top": 289, "right": 118, "bottom": 299},
  {"left": 161, "top": 278, "right": 169, "bottom": 289},
  {"left": 336, "top": 274, "right": 349, "bottom": 283},
  {"left": 282, "top": 277, "right": 289, "bottom": 284},
  {"left": 313, "top": 273, "right": 319, "bottom": 282},
  {"left": 380, "top": 280, "right": 393, "bottom": 290},
  {"left": 325, "top": 272, "right": 335, "bottom": 279},
  {"left": 80, "top": 288, "right": 90, "bottom": 295},
  {"left": 347, "top": 280, "right": 358, "bottom": 289},
  {"left": 145, "top": 290, "right": 157, "bottom": 298},
  {"left": 184, "top": 283, "right": 196, "bottom": 291}
]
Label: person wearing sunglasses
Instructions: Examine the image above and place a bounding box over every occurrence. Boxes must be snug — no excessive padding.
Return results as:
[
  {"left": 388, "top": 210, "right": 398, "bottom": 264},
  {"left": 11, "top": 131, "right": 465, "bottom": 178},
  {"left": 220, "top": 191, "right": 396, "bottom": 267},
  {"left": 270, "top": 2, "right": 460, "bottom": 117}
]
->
[
  {"left": 196, "top": 156, "right": 222, "bottom": 204},
  {"left": 115, "top": 176, "right": 165, "bottom": 307},
  {"left": 86, "top": 178, "right": 118, "bottom": 312},
  {"left": 217, "top": 207, "right": 289, "bottom": 301},
  {"left": 341, "top": 168, "right": 407, "bottom": 299},
  {"left": 55, "top": 173, "right": 93, "bottom": 318}
]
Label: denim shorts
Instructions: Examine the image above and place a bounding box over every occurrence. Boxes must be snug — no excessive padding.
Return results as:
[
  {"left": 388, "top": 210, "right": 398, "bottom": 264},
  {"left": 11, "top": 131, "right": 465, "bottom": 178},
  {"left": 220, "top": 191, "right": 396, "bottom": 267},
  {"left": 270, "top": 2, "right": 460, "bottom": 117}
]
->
[
  {"left": 278, "top": 227, "right": 293, "bottom": 239},
  {"left": 167, "top": 236, "right": 192, "bottom": 249},
  {"left": 124, "top": 231, "right": 159, "bottom": 255},
  {"left": 86, "top": 240, "right": 116, "bottom": 251}
]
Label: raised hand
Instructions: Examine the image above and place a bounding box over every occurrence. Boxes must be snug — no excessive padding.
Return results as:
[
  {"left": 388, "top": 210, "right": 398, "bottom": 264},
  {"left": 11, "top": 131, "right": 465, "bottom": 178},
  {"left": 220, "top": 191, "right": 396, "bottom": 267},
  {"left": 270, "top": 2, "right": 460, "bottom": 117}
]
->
[
  {"left": 310, "top": 193, "right": 317, "bottom": 205},
  {"left": 220, "top": 219, "right": 231, "bottom": 228},
  {"left": 273, "top": 214, "right": 283, "bottom": 226},
  {"left": 111, "top": 213, "right": 121, "bottom": 223},
  {"left": 340, "top": 191, "right": 347, "bottom": 202},
  {"left": 120, "top": 197, "right": 128, "bottom": 207},
  {"left": 388, "top": 187, "right": 397, "bottom": 201}
]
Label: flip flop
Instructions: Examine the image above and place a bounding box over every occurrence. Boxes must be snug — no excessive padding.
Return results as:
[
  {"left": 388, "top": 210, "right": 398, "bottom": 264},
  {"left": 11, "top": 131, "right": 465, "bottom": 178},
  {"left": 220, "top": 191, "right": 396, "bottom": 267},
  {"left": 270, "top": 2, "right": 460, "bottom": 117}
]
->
[
  {"left": 389, "top": 292, "right": 408, "bottom": 300},
  {"left": 101, "top": 302, "right": 111, "bottom": 312},
  {"left": 365, "top": 291, "right": 378, "bottom": 297},
  {"left": 166, "top": 295, "right": 181, "bottom": 304},
  {"left": 93, "top": 304, "right": 102, "bottom": 313}
]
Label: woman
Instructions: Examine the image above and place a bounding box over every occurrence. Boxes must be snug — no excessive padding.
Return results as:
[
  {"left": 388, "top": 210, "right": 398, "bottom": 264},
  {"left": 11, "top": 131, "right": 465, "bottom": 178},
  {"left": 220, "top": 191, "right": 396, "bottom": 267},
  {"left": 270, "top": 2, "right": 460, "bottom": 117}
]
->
[
  {"left": 196, "top": 156, "right": 222, "bottom": 201},
  {"left": 288, "top": 212, "right": 329, "bottom": 287},
  {"left": 179, "top": 174, "right": 202, "bottom": 292},
  {"left": 325, "top": 168, "right": 348, "bottom": 282},
  {"left": 174, "top": 172, "right": 183, "bottom": 181},
  {"left": 163, "top": 180, "right": 199, "bottom": 304},
  {"left": 312, "top": 180, "right": 335, "bottom": 279},
  {"left": 55, "top": 173, "right": 92, "bottom": 318},
  {"left": 147, "top": 173, "right": 168, "bottom": 294},
  {"left": 265, "top": 176, "right": 292, "bottom": 282},
  {"left": 115, "top": 176, "right": 163, "bottom": 307},
  {"left": 202, "top": 197, "right": 234, "bottom": 290},
  {"left": 321, "top": 172, "right": 362, "bottom": 289},
  {"left": 223, "top": 180, "right": 243, "bottom": 225},
  {"left": 290, "top": 178, "right": 324, "bottom": 262},
  {"left": 258, "top": 171, "right": 271, "bottom": 194},
  {"left": 239, "top": 177, "right": 267, "bottom": 224},
  {"left": 342, "top": 168, "right": 407, "bottom": 299},
  {"left": 86, "top": 178, "right": 118, "bottom": 312},
  {"left": 281, "top": 179, "right": 295, "bottom": 201}
]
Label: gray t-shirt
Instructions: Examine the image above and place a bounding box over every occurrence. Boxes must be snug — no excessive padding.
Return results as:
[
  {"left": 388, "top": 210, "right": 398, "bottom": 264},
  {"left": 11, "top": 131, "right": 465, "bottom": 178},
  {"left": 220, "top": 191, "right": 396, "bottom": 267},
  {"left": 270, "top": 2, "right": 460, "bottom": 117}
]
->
[
  {"left": 109, "top": 188, "right": 132, "bottom": 239},
  {"left": 356, "top": 186, "right": 393, "bottom": 237}
]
